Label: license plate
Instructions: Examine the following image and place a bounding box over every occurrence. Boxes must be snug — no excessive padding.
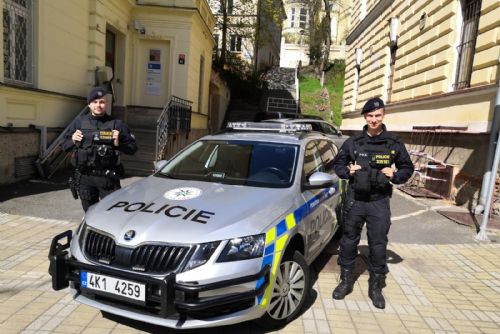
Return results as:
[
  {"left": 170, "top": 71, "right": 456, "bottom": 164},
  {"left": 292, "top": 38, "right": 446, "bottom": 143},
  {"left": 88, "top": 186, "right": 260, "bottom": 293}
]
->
[{"left": 80, "top": 271, "right": 146, "bottom": 302}]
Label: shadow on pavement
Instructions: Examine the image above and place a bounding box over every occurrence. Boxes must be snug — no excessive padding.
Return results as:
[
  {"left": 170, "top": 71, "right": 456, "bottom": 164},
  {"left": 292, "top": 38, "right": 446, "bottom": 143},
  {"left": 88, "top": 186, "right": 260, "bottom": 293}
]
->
[{"left": 0, "top": 169, "right": 72, "bottom": 202}]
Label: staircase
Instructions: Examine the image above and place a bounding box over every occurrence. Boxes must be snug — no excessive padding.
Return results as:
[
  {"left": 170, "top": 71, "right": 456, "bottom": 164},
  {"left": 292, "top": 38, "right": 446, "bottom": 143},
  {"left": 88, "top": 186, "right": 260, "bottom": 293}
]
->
[
  {"left": 224, "top": 99, "right": 262, "bottom": 124},
  {"left": 113, "top": 106, "right": 160, "bottom": 176}
]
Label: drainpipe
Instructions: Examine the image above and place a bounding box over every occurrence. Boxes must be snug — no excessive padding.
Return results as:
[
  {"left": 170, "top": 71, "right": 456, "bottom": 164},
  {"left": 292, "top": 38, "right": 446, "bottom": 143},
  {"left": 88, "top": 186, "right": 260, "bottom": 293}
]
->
[
  {"left": 475, "top": 64, "right": 500, "bottom": 215},
  {"left": 476, "top": 130, "right": 500, "bottom": 241}
]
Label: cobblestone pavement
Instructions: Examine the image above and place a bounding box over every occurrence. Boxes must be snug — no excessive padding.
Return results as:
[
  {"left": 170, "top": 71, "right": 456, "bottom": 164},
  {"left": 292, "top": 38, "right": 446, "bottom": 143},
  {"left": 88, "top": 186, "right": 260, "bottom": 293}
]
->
[{"left": 1, "top": 212, "right": 500, "bottom": 333}]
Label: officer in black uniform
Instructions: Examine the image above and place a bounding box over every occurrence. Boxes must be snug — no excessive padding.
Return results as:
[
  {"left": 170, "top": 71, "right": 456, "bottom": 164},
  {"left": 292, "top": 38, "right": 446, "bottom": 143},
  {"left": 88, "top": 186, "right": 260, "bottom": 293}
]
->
[
  {"left": 62, "top": 87, "right": 137, "bottom": 212},
  {"left": 331, "top": 97, "right": 413, "bottom": 309}
]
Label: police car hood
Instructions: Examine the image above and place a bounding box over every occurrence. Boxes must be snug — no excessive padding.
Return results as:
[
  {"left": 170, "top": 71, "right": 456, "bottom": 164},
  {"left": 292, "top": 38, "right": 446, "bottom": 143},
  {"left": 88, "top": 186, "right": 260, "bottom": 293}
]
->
[{"left": 85, "top": 176, "right": 296, "bottom": 245}]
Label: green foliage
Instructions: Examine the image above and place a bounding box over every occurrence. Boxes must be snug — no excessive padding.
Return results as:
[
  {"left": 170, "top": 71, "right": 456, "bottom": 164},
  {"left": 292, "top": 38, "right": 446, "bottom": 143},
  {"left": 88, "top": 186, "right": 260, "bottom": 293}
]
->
[{"left": 299, "top": 60, "right": 345, "bottom": 127}]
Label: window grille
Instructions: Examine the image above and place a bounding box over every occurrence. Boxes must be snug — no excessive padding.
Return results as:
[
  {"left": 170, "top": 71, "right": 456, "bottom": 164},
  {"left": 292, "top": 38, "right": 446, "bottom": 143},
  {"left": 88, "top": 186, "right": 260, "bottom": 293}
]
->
[
  {"left": 290, "top": 8, "right": 295, "bottom": 28},
  {"left": 453, "top": 0, "right": 482, "bottom": 90},
  {"left": 3, "top": 0, "right": 32, "bottom": 85}
]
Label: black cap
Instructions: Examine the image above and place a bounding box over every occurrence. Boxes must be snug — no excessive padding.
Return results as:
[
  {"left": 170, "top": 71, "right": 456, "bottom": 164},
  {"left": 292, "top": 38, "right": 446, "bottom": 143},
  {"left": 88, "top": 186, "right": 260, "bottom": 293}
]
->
[
  {"left": 361, "top": 97, "right": 385, "bottom": 114},
  {"left": 87, "top": 87, "right": 106, "bottom": 103}
]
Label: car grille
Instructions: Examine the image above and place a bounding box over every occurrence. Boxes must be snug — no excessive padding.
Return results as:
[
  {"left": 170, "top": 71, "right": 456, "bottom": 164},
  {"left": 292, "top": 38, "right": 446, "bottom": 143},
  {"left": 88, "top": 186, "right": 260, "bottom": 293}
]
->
[
  {"left": 84, "top": 229, "right": 115, "bottom": 263},
  {"left": 131, "top": 244, "right": 190, "bottom": 273},
  {"left": 83, "top": 229, "right": 190, "bottom": 273}
]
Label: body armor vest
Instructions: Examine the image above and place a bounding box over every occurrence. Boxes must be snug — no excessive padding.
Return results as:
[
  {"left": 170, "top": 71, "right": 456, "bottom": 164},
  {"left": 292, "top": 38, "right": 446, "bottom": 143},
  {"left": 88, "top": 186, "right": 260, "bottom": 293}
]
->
[
  {"left": 72, "top": 117, "right": 119, "bottom": 170},
  {"left": 351, "top": 134, "right": 397, "bottom": 199}
]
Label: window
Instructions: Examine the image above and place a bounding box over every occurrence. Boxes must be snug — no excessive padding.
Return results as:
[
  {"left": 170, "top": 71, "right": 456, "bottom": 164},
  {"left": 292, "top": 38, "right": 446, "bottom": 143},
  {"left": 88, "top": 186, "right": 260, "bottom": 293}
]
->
[
  {"left": 299, "top": 8, "right": 308, "bottom": 29},
  {"left": 3, "top": 0, "right": 32, "bottom": 84},
  {"left": 290, "top": 8, "right": 295, "bottom": 28},
  {"left": 303, "top": 141, "right": 324, "bottom": 179},
  {"left": 319, "top": 123, "right": 339, "bottom": 136},
  {"left": 230, "top": 35, "right": 242, "bottom": 52},
  {"left": 213, "top": 34, "right": 219, "bottom": 49},
  {"left": 317, "top": 140, "right": 336, "bottom": 173},
  {"left": 227, "top": 0, "right": 233, "bottom": 14},
  {"left": 453, "top": 0, "right": 482, "bottom": 90}
]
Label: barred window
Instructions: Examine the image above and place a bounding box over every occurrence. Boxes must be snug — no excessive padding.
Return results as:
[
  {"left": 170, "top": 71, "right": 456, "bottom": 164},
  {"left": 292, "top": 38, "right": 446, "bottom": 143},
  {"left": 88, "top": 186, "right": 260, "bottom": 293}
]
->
[
  {"left": 453, "top": 0, "right": 481, "bottom": 90},
  {"left": 3, "top": 0, "right": 32, "bottom": 85}
]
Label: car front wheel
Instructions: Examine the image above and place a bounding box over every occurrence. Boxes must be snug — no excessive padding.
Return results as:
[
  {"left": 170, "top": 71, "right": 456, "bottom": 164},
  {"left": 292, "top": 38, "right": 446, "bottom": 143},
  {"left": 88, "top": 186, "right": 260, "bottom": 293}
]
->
[{"left": 257, "top": 250, "right": 310, "bottom": 329}]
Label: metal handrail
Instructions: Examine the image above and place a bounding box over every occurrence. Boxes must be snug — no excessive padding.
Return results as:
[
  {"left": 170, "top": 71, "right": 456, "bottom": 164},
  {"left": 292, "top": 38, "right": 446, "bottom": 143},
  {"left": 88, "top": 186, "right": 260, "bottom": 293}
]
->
[{"left": 155, "top": 96, "right": 192, "bottom": 161}]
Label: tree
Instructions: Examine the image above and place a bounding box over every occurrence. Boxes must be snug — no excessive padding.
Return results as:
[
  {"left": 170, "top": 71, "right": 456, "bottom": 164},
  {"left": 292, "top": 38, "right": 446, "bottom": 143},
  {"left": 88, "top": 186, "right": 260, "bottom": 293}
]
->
[
  {"left": 209, "top": 0, "right": 285, "bottom": 75},
  {"left": 305, "top": 0, "right": 348, "bottom": 84}
]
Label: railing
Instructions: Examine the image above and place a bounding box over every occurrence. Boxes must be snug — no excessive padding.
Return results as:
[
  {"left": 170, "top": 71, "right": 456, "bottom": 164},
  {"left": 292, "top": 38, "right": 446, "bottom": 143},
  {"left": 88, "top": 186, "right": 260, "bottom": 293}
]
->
[
  {"left": 266, "top": 97, "right": 298, "bottom": 114},
  {"left": 155, "top": 95, "right": 192, "bottom": 161},
  {"left": 35, "top": 105, "right": 89, "bottom": 178}
]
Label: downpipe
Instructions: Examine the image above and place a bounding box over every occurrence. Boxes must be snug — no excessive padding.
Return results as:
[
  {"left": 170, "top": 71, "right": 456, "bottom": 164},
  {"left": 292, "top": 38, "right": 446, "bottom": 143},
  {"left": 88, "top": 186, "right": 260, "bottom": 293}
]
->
[
  {"left": 475, "top": 61, "right": 500, "bottom": 215},
  {"left": 476, "top": 130, "right": 500, "bottom": 241}
]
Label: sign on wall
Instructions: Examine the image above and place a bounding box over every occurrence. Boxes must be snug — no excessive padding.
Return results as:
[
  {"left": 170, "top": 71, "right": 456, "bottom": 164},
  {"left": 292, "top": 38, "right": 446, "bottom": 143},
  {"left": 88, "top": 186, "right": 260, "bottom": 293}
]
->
[{"left": 146, "top": 49, "right": 161, "bottom": 96}]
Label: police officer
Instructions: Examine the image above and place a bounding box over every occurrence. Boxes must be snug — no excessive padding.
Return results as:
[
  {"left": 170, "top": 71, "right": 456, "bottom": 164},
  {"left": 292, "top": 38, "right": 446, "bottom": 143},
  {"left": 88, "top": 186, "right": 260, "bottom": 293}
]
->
[
  {"left": 62, "top": 87, "right": 137, "bottom": 212},
  {"left": 331, "top": 97, "right": 413, "bottom": 309}
]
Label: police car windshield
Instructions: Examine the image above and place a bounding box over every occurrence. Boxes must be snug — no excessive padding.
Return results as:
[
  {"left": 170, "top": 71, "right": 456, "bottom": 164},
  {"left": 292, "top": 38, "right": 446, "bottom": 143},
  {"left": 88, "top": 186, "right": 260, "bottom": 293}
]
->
[{"left": 158, "top": 140, "right": 299, "bottom": 188}]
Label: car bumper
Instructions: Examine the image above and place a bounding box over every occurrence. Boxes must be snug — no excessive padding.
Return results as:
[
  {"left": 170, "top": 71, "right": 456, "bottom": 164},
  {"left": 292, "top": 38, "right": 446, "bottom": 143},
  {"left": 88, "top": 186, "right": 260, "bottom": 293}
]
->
[{"left": 48, "top": 230, "right": 270, "bottom": 329}]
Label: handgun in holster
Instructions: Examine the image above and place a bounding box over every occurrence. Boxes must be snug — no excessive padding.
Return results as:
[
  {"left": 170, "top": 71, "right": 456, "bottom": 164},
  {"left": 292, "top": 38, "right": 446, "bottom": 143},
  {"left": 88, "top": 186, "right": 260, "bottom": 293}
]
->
[{"left": 68, "top": 170, "right": 81, "bottom": 200}]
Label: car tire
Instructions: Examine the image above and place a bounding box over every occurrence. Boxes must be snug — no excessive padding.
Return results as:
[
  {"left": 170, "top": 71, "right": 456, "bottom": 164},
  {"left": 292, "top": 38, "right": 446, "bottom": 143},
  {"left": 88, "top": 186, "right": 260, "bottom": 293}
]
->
[{"left": 256, "top": 250, "right": 310, "bottom": 329}]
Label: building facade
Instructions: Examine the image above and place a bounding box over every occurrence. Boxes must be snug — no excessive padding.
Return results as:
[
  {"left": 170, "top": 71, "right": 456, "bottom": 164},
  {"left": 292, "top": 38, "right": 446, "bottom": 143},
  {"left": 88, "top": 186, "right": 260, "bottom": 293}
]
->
[
  {"left": 209, "top": 0, "right": 286, "bottom": 72},
  {"left": 342, "top": 0, "right": 499, "bottom": 205},
  {"left": 280, "top": 0, "right": 351, "bottom": 68},
  {"left": 0, "top": 0, "right": 218, "bottom": 183}
]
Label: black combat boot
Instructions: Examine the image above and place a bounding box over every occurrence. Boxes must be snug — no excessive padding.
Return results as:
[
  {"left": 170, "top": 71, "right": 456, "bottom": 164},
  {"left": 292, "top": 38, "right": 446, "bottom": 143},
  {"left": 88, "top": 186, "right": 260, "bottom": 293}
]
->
[
  {"left": 332, "top": 268, "right": 354, "bottom": 300},
  {"left": 368, "top": 272, "right": 386, "bottom": 309}
]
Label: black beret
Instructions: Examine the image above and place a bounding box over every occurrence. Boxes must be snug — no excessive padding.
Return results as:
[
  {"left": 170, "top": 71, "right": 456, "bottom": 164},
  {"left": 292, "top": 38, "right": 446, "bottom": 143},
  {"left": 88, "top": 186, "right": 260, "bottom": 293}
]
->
[
  {"left": 87, "top": 87, "right": 106, "bottom": 103},
  {"left": 361, "top": 97, "right": 385, "bottom": 114}
]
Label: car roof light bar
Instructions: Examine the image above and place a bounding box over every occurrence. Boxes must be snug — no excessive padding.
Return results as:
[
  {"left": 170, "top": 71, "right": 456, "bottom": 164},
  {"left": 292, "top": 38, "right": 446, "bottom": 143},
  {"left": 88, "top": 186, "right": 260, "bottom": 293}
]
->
[{"left": 227, "top": 122, "right": 312, "bottom": 133}]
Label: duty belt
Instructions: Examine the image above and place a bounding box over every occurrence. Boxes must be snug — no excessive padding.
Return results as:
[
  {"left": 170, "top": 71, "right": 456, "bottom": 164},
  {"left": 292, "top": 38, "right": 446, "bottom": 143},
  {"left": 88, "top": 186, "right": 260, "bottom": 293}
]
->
[{"left": 80, "top": 168, "right": 117, "bottom": 177}]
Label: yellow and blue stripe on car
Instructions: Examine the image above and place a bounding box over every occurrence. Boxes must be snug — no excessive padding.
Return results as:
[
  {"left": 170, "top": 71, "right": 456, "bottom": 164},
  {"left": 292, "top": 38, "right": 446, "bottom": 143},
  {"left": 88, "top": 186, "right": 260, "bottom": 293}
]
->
[{"left": 256, "top": 179, "right": 345, "bottom": 307}]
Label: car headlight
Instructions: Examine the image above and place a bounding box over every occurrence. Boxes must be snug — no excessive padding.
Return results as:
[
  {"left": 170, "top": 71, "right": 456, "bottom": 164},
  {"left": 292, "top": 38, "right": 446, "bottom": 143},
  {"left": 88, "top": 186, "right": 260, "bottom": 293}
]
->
[
  {"left": 184, "top": 241, "right": 220, "bottom": 272},
  {"left": 217, "top": 234, "right": 265, "bottom": 262}
]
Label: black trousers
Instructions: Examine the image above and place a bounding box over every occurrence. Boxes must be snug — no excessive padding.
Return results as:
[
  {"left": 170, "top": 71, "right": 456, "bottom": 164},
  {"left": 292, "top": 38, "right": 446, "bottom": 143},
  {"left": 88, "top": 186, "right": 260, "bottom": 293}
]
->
[
  {"left": 78, "top": 174, "right": 120, "bottom": 212},
  {"left": 338, "top": 197, "right": 391, "bottom": 274}
]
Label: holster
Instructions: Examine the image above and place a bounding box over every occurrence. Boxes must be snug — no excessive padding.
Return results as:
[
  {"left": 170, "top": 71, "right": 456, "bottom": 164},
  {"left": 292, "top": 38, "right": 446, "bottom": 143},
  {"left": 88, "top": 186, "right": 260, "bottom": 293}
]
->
[{"left": 68, "top": 176, "right": 78, "bottom": 200}]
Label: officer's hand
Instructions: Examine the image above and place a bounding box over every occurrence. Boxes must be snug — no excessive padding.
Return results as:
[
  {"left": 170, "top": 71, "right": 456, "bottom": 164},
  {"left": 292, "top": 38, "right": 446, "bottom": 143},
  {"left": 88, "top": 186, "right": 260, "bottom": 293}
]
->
[
  {"left": 349, "top": 163, "right": 362, "bottom": 175},
  {"left": 112, "top": 130, "right": 120, "bottom": 147},
  {"left": 381, "top": 167, "right": 394, "bottom": 179},
  {"left": 72, "top": 130, "right": 83, "bottom": 144}
]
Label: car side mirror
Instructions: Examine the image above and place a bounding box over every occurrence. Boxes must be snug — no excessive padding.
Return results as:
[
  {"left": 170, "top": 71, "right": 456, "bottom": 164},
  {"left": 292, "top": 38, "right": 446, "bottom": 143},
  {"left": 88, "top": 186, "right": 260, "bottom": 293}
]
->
[
  {"left": 154, "top": 160, "right": 168, "bottom": 173},
  {"left": 337, "top": 130, "right": 342, "bottom": 136},
  {"left": 303, "top": 171, "right": 338, "bottom": 190}
]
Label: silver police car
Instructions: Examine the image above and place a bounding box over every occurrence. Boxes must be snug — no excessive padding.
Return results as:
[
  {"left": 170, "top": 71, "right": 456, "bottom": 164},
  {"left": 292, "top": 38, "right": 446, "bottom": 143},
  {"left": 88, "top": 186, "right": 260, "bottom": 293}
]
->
[{"left": 49, "top": 122, "right": 344, "bottom": 329}]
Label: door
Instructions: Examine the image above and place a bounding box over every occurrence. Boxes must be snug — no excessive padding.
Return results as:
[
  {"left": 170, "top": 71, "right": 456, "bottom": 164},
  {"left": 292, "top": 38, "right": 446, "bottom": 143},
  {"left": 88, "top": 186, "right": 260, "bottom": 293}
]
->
[
  {"left": 301, "top": 140, "right": 339, "bottom": 257},
  {"left": 135, "top": 40, "right": 170, "bottom": 108}
]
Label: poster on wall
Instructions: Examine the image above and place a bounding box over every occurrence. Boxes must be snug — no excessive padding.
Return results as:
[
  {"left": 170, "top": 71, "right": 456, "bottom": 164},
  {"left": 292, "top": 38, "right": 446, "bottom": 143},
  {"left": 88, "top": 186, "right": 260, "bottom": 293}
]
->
[{"left": 146, "top": 49, "right": 161, "bottom": 96}]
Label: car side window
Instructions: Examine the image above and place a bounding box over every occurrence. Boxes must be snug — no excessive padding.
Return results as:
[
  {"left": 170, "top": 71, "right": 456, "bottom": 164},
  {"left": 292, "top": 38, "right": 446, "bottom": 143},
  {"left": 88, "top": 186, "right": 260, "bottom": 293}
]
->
[
  {"left": 303, "top": 141, "right": 324, "bottom": 180},
  {"left": 320, "top": 123, "right": 338, "bottom": 135},
  {"left": 317, "top": 140, "right": 337, "bottom": 174}
]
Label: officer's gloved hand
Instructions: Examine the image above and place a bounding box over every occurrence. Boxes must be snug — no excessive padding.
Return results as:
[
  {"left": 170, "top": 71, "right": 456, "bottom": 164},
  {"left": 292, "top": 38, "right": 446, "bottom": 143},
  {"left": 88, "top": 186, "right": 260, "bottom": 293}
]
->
[{"left": 374, "top": 169, "right": 390, "bottom": 188}]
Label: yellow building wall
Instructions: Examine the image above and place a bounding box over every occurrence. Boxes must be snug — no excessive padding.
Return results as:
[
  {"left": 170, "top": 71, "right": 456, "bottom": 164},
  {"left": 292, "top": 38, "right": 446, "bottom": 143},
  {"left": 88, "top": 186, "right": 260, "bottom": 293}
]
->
[
  {"left": 342, "top": 0, "right": 500, "bottom": 133},
  {"left": 0, "top": 0, "right": 214, "bottom": 128},
  {"left": 188, "top": 15, "right": 214, "bottom": 129}
]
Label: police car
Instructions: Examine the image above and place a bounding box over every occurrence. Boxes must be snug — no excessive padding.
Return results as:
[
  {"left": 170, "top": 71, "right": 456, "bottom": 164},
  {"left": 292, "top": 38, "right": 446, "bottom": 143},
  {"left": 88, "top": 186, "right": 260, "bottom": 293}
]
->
[{"left": 49, "top": 122, "right": 344, "bottom": 329}]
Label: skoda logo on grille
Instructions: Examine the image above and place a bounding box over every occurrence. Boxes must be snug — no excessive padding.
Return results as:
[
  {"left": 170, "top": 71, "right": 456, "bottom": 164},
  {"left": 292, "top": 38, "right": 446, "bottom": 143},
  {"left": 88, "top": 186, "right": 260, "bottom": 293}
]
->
[{"left": 124, "top": 230, "right": 136, "bottom": 241}]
